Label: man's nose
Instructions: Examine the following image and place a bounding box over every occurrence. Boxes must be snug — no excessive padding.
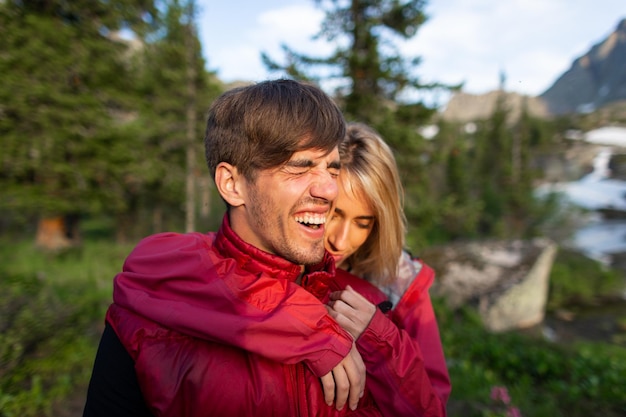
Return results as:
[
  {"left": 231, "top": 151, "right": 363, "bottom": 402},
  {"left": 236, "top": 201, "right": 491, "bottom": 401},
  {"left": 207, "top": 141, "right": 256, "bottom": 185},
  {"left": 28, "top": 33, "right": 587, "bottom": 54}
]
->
[{"left": 310, "top": 170, "right": 338, "bottom": 201}]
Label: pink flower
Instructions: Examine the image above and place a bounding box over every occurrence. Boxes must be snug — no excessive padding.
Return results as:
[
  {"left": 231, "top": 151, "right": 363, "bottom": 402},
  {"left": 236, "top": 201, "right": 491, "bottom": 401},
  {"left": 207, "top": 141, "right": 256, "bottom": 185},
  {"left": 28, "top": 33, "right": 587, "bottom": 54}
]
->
[
  {"left": 506, "top": 406, "right": 522, "bottom": 417},
  {"left": 490, "top": 386, "right": 511, "bottom": 405}
]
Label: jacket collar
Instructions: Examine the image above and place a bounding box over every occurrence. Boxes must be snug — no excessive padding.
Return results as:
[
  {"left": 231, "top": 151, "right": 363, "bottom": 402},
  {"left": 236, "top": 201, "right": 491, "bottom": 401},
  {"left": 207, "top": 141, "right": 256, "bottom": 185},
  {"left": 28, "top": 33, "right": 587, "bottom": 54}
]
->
[{"left": 214, "top": 214, "right": 336, "bottom": 298}]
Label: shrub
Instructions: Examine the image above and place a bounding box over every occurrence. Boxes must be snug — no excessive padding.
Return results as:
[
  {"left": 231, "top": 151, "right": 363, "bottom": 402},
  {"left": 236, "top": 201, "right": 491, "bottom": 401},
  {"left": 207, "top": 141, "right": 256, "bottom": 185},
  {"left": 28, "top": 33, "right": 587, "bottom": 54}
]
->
[{"left": 0, "top": 239, "right": 131, "bottom": 417}]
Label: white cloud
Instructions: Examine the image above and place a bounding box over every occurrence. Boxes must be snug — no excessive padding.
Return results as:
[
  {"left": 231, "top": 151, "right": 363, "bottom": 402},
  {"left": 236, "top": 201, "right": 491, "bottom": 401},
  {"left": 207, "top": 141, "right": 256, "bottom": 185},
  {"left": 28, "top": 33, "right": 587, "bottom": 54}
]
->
[
  {"left": 251, "top": 5, "right": 329, "bottom": 60},
  {"left": 256, "top": 5, "right": 322, "bottom": 36},
  {"left": 200, "top": 0, "right": 323, "bottom": 81}
]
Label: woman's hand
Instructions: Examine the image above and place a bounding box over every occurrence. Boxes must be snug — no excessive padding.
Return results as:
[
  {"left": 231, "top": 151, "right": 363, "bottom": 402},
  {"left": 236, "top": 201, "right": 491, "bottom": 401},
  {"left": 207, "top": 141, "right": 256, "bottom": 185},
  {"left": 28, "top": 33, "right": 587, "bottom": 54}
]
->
[
  {"left": 327, "top": 285, "right": 376, "bottom": 340},
  {"left": 319, "top": 343, "right": 366, "bottom": 411}
]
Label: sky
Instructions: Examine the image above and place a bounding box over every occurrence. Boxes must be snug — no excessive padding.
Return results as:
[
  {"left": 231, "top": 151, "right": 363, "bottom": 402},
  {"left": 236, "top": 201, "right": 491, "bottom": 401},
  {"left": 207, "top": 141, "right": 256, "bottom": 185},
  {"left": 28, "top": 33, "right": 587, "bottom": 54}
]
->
[{"left": 195, "top": 0, "right": 626, "bottom": 100}]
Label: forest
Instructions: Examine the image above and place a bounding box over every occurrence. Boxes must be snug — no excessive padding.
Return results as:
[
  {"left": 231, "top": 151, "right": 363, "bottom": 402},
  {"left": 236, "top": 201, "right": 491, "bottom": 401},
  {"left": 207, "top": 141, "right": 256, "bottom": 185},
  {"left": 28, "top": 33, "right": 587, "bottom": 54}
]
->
[
  {"left": 1, "top": 0, "right": 576, "bottom": 248},
  {"left": 1, "top": 1, "right": 624, "bottom": 416}
]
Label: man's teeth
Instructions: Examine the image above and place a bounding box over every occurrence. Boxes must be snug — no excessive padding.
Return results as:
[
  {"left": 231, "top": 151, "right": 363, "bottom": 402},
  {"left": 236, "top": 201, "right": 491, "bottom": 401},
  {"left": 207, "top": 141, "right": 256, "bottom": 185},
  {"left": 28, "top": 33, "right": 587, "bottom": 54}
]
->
[{"left": 295, "top": 214, "right": 326, "bottom": 225}]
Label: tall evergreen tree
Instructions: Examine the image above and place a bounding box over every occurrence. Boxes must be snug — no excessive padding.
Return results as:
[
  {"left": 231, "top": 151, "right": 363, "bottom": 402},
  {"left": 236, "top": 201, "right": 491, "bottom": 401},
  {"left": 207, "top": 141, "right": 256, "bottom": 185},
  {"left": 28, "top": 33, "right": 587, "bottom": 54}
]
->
[
  {"left": 115, "top": 0, "right": 221, "bottom": 241},
  {"left": 434, "top": 121, "right": 483, "bottom": 240},
  {"left": 474, "top": 91, "right": 512, "bottom": 235},
  {"left": 263, "top": 0, "right": 443, "bottom": 124},
  {"left": 470, "top": 91, "right": 546, "bottom": 238},
  {"left": 0, "top": 0, "right": 222, "bottom": 244},
  {"left": 0, "top": 0, "right": 157, "bottom": 247}
]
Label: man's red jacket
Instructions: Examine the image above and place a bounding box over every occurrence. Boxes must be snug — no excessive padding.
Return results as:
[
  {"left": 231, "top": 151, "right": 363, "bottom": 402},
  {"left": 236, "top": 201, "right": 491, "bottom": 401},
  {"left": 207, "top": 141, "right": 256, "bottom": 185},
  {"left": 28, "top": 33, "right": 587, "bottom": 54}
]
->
[{"left": 109, "top": 215, "right": 451, "bottom": 416}]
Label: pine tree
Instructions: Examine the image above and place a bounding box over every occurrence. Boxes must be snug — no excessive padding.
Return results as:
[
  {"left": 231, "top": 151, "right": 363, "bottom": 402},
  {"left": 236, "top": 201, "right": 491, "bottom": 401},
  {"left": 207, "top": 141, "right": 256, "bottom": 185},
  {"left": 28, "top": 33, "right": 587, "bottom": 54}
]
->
[
  {"left": 113, "top": 0, "right": 221, "bottom": 241},
  {"left": 0, "top": 0, "right": 222, "bottom": 245},
  {"left": 263, "top": 0, "right": 443, "bottom": 124},
  {"left": 0, "top": 0, "right": 157, "bottom": 249}
]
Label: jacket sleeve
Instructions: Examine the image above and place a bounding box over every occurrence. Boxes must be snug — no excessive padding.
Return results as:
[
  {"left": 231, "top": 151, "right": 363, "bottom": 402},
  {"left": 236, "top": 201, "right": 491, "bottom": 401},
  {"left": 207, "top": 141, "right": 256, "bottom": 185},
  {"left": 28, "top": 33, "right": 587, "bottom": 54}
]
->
[
  {"left": 356, "top": 264, "right": 451, "bottom": 417},
  {"left": 112, "top": 232, "right": 352, "bottom": 377}
]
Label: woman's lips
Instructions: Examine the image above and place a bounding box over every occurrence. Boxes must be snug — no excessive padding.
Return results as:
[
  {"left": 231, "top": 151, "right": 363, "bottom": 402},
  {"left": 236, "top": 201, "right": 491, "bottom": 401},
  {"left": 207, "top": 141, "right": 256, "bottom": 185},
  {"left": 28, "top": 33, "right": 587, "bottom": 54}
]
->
[{"left": 331, "top": 254, "right": 344, "bottom": 265}]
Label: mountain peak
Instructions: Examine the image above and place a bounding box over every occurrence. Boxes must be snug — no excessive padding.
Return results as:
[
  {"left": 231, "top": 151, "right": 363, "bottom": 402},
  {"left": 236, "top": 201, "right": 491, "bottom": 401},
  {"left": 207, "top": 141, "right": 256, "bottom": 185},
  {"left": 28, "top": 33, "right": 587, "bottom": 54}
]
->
[{"left": 540, "top": 17, "right": 626, "bottom": 115}]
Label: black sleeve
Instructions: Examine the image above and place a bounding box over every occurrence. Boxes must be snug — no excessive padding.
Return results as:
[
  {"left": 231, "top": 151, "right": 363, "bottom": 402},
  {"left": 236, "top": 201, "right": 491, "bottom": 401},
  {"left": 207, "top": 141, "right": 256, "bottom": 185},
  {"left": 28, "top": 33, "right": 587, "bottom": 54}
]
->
[{"left": 82, "top": 322, "right": 154, "bottom": 417}]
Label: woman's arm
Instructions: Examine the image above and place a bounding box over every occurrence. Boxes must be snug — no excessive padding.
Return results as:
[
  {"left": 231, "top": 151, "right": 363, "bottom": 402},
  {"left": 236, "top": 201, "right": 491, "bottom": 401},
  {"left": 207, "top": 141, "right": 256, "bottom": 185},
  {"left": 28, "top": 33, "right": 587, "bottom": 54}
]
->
[
  {"left": 328, "top": 265, "right": 451, "bottom": 417},
  {"left": 389, "top": 262, "right": 451, "bottom": 409}
]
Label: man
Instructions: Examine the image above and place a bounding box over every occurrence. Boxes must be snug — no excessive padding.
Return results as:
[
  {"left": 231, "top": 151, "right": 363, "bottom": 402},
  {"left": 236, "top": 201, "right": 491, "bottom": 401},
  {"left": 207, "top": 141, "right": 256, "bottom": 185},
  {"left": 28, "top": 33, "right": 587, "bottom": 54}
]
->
[{"left": 83, "top": 79, "right": 367, "bottom": 416}]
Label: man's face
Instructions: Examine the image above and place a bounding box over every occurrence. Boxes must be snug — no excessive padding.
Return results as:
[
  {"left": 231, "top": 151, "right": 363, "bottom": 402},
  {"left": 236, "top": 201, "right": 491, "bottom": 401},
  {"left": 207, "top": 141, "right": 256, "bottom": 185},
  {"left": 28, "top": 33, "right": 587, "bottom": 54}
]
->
[{"left": 238, "top": 147, "right": 341, "bottom": 265}]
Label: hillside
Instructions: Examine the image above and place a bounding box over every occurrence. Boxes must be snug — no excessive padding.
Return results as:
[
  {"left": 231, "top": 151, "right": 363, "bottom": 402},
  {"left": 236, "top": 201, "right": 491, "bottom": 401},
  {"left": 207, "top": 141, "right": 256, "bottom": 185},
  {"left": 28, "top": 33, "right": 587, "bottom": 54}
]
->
[
  {"left": 440, "top": 90, "right": 549, "bottom": 123},
  {"left": 541, "top": 18, "right": 626, "bottom": 115},
  {"left": 442, "top": 18, "right": 626, "bottom": 122}
]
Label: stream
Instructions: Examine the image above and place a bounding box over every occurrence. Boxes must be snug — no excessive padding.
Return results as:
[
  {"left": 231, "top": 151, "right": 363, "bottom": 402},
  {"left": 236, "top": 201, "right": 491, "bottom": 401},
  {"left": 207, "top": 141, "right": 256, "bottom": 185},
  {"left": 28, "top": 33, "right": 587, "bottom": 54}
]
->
[{"left": 535, "top": 147, "right": 626, "bottom": 346}]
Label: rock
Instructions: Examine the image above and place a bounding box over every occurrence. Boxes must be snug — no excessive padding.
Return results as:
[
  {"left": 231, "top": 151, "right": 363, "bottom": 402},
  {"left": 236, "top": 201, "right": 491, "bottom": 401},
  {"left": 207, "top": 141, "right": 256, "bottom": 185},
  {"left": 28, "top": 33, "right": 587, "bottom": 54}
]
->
[
  {"left": 479, "top": 241, "right": 558, "bottom": 332},
  {"left": 423, "top": 238, "right": 558, "bottom": 333},
  {"left": 440, "top": 90, "right": 549, "bottom": 124}
]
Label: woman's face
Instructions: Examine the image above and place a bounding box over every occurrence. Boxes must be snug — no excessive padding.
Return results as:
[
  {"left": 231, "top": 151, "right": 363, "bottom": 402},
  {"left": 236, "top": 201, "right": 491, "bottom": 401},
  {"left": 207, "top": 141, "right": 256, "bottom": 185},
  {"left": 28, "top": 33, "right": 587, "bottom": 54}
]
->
[{"left": 324, "top": 177, "right": 375, "bottom": 270}]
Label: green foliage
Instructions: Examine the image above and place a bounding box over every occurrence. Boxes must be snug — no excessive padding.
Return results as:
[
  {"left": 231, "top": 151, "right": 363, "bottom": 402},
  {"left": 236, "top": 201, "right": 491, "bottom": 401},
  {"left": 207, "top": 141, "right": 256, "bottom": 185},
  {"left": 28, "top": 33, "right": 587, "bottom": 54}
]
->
[
  {"left": 439, "top": 243, "right": 626, "bottom": 415},
  {"left": 0, "top": 0, "right": 155, "bottom": 218},
  {"left": 0, "top": 0, "right": 223, "bottom": 240},
  {"left": 437, "top": 300, "right": 626, "bottom": 417},
  {"left": 1, "top": 0, "right": 565, "bottom": 246},
  {"left": 411, "top": 96, "right": 566, "bottom": 247},
  {"left": 112, "top": 0, "right": 222, "bottom": 239},
  {"left": 265, "top": 0, "right": 435, "bottom": 117},
  {"left": 548, "top": 248, "right": 624, "bottom": 309},
  {"left": 0, "top": 239, "right": 132, "bottom": 417}
]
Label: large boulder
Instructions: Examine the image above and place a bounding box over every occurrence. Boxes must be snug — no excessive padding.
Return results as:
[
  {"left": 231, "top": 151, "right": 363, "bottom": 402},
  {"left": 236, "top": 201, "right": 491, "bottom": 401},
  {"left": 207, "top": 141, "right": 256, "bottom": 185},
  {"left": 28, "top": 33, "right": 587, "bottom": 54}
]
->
[{"left": 422, "top": 238, "right": 558, "bottom": 332}]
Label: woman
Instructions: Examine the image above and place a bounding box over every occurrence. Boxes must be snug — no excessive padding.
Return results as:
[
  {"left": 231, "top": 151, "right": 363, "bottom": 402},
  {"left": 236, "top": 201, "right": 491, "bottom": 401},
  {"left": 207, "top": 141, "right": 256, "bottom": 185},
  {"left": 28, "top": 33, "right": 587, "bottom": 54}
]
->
[{"left": 325, "top": 122, "right": 451, "bottom": 415}]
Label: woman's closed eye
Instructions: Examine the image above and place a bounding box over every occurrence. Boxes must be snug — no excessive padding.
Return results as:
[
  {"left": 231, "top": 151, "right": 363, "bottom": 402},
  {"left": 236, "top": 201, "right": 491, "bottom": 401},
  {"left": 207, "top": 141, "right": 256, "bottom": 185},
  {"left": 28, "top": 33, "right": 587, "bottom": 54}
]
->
[{"left": 355, "top": 220, "right": 374, "bottom": 230}]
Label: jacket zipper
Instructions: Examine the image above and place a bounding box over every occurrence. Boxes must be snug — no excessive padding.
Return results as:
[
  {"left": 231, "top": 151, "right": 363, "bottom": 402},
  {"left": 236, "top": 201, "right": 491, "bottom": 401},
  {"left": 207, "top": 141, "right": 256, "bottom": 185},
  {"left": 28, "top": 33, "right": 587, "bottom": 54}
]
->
[{"left": 291, "top": 362, "right": 311, "bottom": 417}]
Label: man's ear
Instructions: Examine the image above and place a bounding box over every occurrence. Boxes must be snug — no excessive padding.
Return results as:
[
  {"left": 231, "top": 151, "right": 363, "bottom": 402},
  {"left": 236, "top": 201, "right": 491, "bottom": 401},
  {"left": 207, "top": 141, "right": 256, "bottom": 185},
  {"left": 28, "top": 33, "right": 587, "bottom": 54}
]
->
[{"left": 214, "top": 162, "right": 246, "bottom": 207}]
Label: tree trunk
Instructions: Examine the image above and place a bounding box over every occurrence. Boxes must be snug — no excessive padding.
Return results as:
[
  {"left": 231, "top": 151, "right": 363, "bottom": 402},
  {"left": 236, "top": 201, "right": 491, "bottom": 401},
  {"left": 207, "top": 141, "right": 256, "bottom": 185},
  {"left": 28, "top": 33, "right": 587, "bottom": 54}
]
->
[
  {"left": 184, "top": 0, "right": 198, "bottom": 233},
  {"left": 152, "top": 205, "right": 163, "bottom": 233},
  {"left": 199, "top": 176, "right": 211, "bottom": 219},
  {"left": 35, "top": 216, "right": 71, "bottom": 251}
]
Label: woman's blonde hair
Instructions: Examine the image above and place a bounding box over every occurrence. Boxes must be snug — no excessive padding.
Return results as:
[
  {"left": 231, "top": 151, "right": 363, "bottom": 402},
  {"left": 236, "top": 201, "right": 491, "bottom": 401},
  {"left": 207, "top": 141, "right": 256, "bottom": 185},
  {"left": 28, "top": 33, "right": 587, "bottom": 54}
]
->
[{"left": 339, "top": 122, "right": 407, "bottom": 286}]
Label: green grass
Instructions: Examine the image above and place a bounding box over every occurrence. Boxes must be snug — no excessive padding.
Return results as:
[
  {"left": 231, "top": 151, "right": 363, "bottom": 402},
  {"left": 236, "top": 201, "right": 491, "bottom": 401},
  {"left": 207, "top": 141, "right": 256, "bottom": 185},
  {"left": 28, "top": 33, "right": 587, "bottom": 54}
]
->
[{"left": 0, "top": 239, "right": 133, "bottom": 417}]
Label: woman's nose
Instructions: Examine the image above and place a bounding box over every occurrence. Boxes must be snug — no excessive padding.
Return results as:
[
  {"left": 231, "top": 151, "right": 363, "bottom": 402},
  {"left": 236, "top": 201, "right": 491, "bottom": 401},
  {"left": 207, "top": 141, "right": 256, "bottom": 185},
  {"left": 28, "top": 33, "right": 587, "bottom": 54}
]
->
[{"left": 327, "top": 222, "right": 349, "bottom": 251}]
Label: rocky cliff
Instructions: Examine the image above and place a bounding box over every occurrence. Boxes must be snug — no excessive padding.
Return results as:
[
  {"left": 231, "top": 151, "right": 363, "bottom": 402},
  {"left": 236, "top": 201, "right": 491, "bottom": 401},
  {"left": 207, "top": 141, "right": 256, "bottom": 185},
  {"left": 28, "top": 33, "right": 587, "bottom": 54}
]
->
[
  {"left": 540, "top": 18, "right": 626, "bottom": 115},
  {"left": 441, "top": 90, "right": 549, "bottom": 123}
]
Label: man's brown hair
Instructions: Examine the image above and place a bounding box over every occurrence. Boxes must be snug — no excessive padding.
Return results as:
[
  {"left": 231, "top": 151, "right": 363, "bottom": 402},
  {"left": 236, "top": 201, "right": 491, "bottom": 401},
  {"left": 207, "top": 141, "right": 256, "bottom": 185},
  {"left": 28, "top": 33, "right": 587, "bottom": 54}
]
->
[{"left": 204, "top": 79, "right": 346, "bottom": 182}]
